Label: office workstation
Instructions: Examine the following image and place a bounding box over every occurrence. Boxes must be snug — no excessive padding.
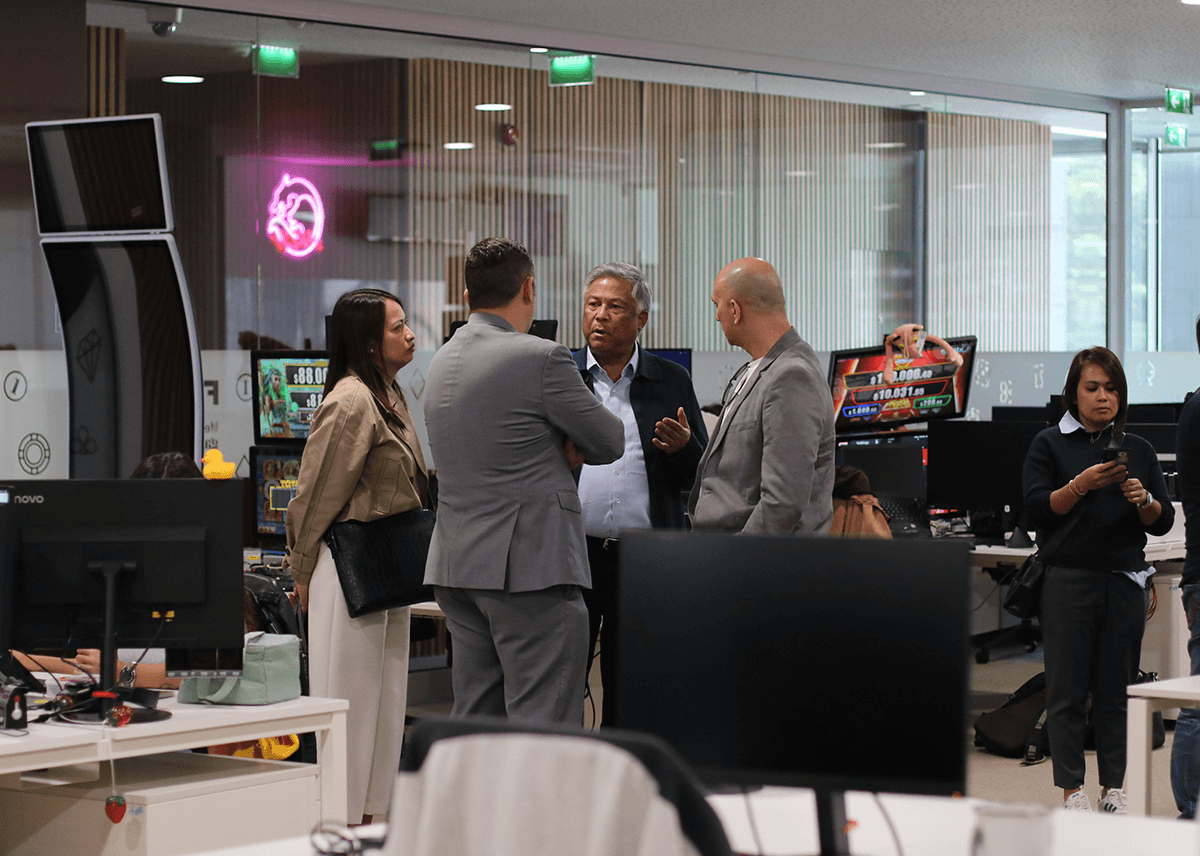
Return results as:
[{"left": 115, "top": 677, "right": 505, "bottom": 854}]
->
[{"left": 5, "top": 1, "right": 1200, "bottom": 854}]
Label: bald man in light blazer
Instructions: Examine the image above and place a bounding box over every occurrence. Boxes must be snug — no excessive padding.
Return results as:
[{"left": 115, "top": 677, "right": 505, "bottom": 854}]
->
[
  {"left": 424, "top": 238, "right": 624, "bottom": 724},
  {"left": 687, "top": 257, "right": 836, "bottom": 534}
]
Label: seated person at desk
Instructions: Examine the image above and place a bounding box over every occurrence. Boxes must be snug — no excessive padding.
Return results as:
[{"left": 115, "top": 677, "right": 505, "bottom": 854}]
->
[
  {"left": 9, "top": 452, "right": 204, "bottom": 692},
  {"left": 10, "top": 649, "right": 179, "bottom": 690}
]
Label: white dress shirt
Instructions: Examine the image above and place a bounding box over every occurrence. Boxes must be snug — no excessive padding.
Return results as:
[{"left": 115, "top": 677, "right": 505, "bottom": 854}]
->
[{"left": 578, "top": 346, "right": 651, "bottom": 538}]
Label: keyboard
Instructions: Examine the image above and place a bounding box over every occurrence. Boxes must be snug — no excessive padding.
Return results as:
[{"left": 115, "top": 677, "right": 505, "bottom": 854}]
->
[{"left": 878, "top": 497, "right": 930, "bottom": 537}]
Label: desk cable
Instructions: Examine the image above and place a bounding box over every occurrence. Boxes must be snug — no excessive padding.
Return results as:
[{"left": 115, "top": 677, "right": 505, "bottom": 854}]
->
[{"left": 737, "top": 788, "right": 906, "bottom": 856}]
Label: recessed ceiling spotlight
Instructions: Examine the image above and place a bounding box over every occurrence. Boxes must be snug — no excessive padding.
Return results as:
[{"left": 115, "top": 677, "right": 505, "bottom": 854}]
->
[
  {"left": 866, "top": 142, "right": 905, "bottom": 149},
  {"left": 162, "top": 75, "right": 204, "bottom": 84},
  {"left": 909, "top": 90, "right": 926, "bottom": 96},
  {"left": 475, "top": 103, "right": 512, "bottom": 112},
  {"left": 443, "top": 142, "right": 475, "bottom": 150},
  {"left": 529, "top": 47, "right": 549, "bottom": 53}
]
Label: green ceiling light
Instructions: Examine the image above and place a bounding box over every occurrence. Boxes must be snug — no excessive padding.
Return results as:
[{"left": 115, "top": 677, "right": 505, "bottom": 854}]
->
[
  {"left": 253, "top": 45, "right": 299, "bottom": 79},
  {"left": 370, "top": 139, "right": 405, "bottom": 161},
  {"left": 1166, "top": 87, "right": 1193, "bottom": 115},
  {"left": 1166, "top": 124, "right": 1189, "bottom": 147},
  {"left": 549, "top": 54, "right": 595, "bottom": 87}
]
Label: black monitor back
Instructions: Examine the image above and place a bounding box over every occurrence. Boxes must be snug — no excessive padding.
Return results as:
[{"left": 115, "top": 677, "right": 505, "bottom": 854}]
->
[
  {"left": 926, "top": 420, "right": 1044, "bottom": 513},
  {"left": 614, "top": 530, "right": 971, "bottom": 797},
  {"left": 0, "top": 479, "right": 244, "bottom": 656},
  {"left": 836, "top": 435, "right": 927, "bottom": 501}
]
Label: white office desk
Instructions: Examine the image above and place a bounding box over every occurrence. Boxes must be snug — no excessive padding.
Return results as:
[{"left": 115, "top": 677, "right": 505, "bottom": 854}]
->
[
  {"left": 0, "top": 694, "right": 349, "bottom": 830},
  {"left": 1128, "top": 674, "right": 1200, "bottom": 817},
  {"left": 191, "top": 790, "right": 1198, "bottom": 856}
]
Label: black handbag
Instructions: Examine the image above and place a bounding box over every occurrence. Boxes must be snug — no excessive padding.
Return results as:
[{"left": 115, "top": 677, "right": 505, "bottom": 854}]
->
[
  {"left": 1002, "top": 495, "right": 1092, "bottom": 619},
  {"left": 323, "top": 507, "right": 436, "bottom": 618}
]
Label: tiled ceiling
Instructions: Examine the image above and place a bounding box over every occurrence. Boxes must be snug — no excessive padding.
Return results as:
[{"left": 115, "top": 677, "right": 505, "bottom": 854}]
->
[{"left": 166, "top": 0, "right": 1200, "bottom": 103}]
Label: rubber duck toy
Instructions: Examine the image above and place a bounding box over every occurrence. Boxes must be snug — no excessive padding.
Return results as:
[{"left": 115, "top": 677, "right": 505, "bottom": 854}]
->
[
  {"left": 882, "top": 323, "right": 964, "bottom": 384},
  {"left": 201, "top": 449, "right": 237, "bottom": 480}
]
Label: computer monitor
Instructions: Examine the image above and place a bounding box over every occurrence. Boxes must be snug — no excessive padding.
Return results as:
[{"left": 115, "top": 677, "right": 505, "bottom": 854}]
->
[
  {"left": 26, "top": 113, "right": 173, "bottom": 236},
  {"left": 252, "top": 350, "right": 329, "bottom": 444},
  {"left": 0, "top": 479, "right": 245, "bottom": 722},
  {"left": 445, "top": 319, "right": 559, "bottom": 343},
  {"left": 644, "top": 348, "right": 692, "bottom": 375},
  {"left": 836, "top": 433, "right": 927, "bottom": 501},
  {"left": 249, "top": 445, "right": 303, "bottom": 548},
  {"left": 925, "top": 420, "right": 1045, "bottom": 545},
  {"left": 991, "top": 405, "right": 1049, "bottom": 425},
  {"left": 1126, "top": 423, "right": 1177, "bottom": 456},
  {"left": 614, "top": 530, "right": 971, "bottom": 856},
  {"left": 828, "top": 335, "right": 977, "bottom": 435}
]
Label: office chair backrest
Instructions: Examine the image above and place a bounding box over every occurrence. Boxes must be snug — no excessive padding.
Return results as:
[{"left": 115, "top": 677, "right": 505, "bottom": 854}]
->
[{"left": 389, "top": 715, "right": 733, "bottom": 856}]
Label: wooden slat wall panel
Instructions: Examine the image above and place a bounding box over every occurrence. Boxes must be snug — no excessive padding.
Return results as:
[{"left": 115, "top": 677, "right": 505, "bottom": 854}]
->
[
  {"left": 643, "top": 82, "right": 757, "bottom": 350},
  {"left": 87, "top": 25, "right": 124, "bottom": 118},
  {"left": 407, "top": 58, "right": 641, "bottom": 348},
  {"left": 926, "top": 113, "right": 1051, "bottom": 351},
  {"left": 407, "top": 58, "right": 1049, "bottom": 353},
  {"left": 757, "top": 98, "right": 920, "bottom": 350}
]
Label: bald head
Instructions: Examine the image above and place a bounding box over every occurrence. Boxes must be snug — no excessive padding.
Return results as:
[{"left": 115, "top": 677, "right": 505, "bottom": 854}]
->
[
  {"left": 715, "top": 257, "right": 786, "bottom": 314},
  {"left": 712, "top": 257, "right": 793, "bottom": 359}
]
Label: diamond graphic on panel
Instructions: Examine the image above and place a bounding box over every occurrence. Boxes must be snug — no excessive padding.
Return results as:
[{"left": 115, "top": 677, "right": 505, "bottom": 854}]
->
[
  {"left": 18, "top": 433, "right": 51, "bottom": 475},
  {"left": 409, "top": 366, "right": 426, "bottom": 400},
  {"left": 70, "top": 426, "right": 98, "bottom": 455},
  {"left": 77, "top": 329, "right": 102, "bottom": 382}
]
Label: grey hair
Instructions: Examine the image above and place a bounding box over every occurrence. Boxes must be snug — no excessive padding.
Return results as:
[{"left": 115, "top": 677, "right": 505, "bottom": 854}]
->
[{"left": 583, "top": 262, "right": 652, "bottom": 315}]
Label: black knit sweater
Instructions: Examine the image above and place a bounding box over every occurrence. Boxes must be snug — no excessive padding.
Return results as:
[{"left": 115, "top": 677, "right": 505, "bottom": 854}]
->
[{"left": 1022, "top": 422, "right": 1174, "bottom": 573}]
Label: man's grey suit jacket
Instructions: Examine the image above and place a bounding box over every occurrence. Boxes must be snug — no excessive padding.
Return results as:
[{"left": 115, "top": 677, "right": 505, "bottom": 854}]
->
[
  {"left": 687, "top": 327, "right": 835, "bottom": 534},
  {"left": 423, "top": 312, "right": 624, "bottom": 592}
]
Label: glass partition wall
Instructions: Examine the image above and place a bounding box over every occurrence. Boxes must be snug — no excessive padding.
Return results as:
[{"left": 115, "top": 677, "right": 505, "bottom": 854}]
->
[
  {"left": 0, "top": 2, "right": 1132, "bottom": 480},
  {"left": 62, "top": 2, "right": 1108, "bottom": 357}
]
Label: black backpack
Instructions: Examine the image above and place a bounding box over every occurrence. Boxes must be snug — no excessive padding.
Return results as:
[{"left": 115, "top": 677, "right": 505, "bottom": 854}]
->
[
  {"left": 974, "top": 670, "right": 1165, "bottom": 765},
  {"left": 973, "top": 672, "right": 1049, "bottom": 763}
]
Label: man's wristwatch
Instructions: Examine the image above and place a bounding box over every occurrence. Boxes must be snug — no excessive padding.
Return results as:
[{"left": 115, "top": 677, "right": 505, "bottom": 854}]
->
[
  {"left": 118, "top": 664, "right": 137, "bottom": 688},
  {"left": 1137, "top": 492, "right": 1155, "bottom": 510}
]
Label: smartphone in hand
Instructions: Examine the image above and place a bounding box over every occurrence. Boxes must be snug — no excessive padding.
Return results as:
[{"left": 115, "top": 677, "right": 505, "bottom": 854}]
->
[{"left": 1101, "top": 446, "right": 1130, "bottom": 467}]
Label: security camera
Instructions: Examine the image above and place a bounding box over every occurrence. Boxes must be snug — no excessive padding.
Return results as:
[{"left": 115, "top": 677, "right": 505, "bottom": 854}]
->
[{"left": 146, "top": 7, "right": 182, "bottom": 37}]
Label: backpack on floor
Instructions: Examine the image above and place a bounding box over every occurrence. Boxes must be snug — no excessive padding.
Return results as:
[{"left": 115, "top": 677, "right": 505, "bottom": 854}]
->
[
  {"left": 974, "top": 670, "right": 1165, "bottom": 765},
  {"left": 973, "top": 672, "right": 1048, "bottom": 760}
]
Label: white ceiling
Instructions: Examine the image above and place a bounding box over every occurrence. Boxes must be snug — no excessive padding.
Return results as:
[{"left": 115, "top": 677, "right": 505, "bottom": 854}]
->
[{"left": 155, "top": 0, "right": 1200, "bottom": 107}]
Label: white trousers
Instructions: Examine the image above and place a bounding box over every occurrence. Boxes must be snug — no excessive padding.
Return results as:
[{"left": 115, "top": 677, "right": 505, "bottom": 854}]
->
[{"left": 308, "top": 542, "right": 411, "bottom": 820}]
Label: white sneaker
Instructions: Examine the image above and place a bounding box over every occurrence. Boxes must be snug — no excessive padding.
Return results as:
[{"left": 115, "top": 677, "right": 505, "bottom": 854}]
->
[
  {"left": 1063, "top": 791, "right": 1094, "bottom": 811},
  {"left": 1099, "top": 788, "right": 1128, "bottom": 814}
]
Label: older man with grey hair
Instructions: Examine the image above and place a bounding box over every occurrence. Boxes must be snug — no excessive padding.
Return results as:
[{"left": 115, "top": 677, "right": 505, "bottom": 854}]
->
[{"left": 571, "top": 261, "right": 708, "bottom": 726}]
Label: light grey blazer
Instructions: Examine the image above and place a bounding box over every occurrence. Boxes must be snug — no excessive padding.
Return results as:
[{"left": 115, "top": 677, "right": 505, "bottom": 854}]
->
[
  {"left": 423, "top": 312, "right": 624, "bottom": 592},
  {"left": 687, "top": 327, "right": 836, "bottom": 534}
]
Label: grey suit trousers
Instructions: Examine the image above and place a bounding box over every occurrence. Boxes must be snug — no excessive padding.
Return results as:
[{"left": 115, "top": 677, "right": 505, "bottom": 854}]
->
[{"left": 434, "top": 584, "right": 590, "bottom": 724}]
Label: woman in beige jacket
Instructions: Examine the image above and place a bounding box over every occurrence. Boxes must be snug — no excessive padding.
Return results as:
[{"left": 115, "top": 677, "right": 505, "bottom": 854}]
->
[{"left": 285, "top": 288, "right": 432, "bottom": 825}]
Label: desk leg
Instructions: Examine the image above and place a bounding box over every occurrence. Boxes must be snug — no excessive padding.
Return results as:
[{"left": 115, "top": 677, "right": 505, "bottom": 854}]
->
[
  {"left": 1126, "top": 697, "right": 1153, "bottom": 816},
  {"left": 318, "top": 707, "right": 349, "bottom": 824}
]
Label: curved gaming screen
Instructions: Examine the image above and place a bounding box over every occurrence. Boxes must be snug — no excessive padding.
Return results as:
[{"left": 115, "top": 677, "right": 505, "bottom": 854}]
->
[
  {"left": 829, "top": 335, "right": 977, "bottom": 435},
  {"left": 26, "top": 114, "right": 173, "bottom": 236}
]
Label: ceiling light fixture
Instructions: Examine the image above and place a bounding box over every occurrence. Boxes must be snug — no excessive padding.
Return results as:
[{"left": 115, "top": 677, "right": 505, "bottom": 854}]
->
[
  {"left": 529, "top": 47, "right": 549, "bottom": 53},
  {"left": 866, "top": 142, "right": 905, "bottom": 149},
  {"left": 162, "top": 75, "right": 204, "bottom": 84},
  {"left": 909, "top": 90, "right": 926, "bottom": 96},
  {"left": 443, "top": 142, "right": 475, "bottom": 150},
  {"left": 475, "top": 103, "right": 512, "bottom": 112}
]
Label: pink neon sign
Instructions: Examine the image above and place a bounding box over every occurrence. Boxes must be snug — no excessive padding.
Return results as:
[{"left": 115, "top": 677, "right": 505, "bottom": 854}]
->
[{"left": 267, "top": 173, "right": 325, "bottom": 258}]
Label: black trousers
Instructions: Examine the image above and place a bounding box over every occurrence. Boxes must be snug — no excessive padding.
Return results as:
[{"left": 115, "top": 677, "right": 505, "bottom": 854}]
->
[
  {"left": 583, "top": 536, "right": 620, "bottom": 726},
  {"left": 1040, "top": 565, "right": 1146, "bottom": 790}
]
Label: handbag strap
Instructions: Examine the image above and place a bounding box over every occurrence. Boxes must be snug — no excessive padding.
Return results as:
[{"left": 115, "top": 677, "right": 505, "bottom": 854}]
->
[{"left": 1036, "top": 491, "right": 1095, "bottom": 563}]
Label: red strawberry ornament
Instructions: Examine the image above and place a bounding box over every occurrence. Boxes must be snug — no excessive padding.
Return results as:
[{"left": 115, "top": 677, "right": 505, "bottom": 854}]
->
[{"left": 104, "top": 795, "right": 127, "bottom": 823}]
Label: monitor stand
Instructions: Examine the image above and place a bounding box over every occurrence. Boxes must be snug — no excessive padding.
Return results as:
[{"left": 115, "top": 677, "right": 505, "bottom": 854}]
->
[
  {"left": 814, "top": 788, "right": 851, "bottom": 855},
  {"left": 57, "top": 560, "right": 172, "bottom": 726}
]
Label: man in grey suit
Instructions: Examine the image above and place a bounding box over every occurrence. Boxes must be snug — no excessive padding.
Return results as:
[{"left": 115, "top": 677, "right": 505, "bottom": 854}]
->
[
  {"left": 687, "top": 257, "right": 835, "bottom": 534},
  {"left": 424, "top": 237, "right": 624, "bottom": 723}
]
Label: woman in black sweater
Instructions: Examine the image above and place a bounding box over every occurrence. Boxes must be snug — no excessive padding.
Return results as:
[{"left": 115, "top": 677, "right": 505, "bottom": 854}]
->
[{"left": 1023, "top": 347, "right": 1174, "bottom": 813}]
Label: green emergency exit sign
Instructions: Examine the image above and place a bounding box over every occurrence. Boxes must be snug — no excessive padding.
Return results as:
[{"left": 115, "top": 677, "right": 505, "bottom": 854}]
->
[{"left": 1166, "top": 87, "right": 1193, "bottom": 115}]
